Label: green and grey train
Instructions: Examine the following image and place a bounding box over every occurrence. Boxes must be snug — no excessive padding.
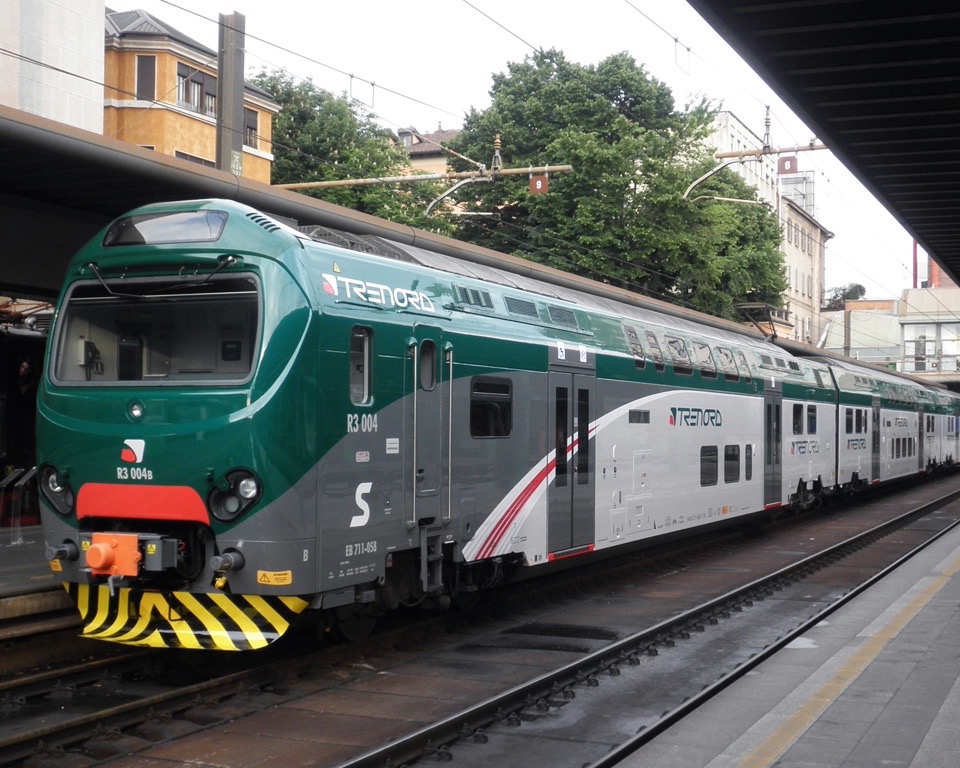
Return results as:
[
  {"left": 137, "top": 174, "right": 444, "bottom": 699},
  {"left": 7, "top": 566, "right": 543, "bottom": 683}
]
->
[{"left": 38, "top": 199, "right": 960, "bottom": 650}]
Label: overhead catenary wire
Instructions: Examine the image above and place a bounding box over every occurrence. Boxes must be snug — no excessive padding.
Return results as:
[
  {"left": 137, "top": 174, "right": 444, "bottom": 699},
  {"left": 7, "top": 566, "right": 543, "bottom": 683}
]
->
[{"left": 156, "top": 0, "right": 463, "bottom": 122}]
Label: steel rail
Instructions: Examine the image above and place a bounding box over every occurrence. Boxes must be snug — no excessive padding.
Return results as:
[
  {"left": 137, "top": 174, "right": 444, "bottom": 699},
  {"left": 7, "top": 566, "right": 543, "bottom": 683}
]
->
[
  {"left": 333, "top": 484, "right": 960, "bottom": 768},
  {"left": 586, "top": 489, "right": 960, "bottom": 767}
]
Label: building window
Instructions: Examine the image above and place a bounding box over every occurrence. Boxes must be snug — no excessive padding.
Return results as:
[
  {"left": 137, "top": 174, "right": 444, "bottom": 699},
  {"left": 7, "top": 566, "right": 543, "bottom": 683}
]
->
[
  {"left": 135, "top": 55, "right": 156, "bottom": 101},
  {"left": 244, "top": 108, "right": 258, "bottom": 148},
  {"left": 174, "top": 150, "right": 215, "bottom": 167},
  {"left": 177, "top": 63, "right": 216, "bottom": 115}
]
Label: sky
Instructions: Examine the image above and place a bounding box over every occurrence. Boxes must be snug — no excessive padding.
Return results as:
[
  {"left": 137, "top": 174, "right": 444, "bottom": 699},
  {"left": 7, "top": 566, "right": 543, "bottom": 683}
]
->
[{"left": 127, "top": 0, "right": 927, "bottom": 299}]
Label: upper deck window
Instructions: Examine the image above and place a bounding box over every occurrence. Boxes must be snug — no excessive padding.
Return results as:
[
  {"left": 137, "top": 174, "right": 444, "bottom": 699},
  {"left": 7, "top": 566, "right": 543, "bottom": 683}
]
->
[{"left": 103, "top": 210, "right": 228, "bottom": 247}]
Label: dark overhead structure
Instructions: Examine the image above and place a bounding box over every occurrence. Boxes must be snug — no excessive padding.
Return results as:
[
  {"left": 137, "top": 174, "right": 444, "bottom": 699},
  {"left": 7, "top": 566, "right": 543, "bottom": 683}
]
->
[
  {"left": 2, "top": 4, "right": 959, "bottom": 295},
  {"left": 686, "top": 0, "right": 960, "bottom": 283},
  {"left": 0, "top": 105, "right": 438, "bottom": 298}
]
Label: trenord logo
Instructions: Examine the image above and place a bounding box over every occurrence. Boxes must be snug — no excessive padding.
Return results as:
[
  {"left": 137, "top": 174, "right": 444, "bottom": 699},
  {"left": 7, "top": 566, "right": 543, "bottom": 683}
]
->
[
  {"left": 321, "top": 273, "right": 436, "bottom": 313},
  {"left": 669, "top": 407, "right": 723, "bottom": 427}
]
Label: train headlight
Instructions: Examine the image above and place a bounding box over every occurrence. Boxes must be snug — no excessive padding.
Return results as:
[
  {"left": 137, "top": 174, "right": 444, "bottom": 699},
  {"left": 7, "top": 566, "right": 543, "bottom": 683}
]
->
[
  {"left": 208, "top": 469, "right": 262, "bottom": 522},
  {"left": 238, "top": 477, "right": 259, "bottom": 500},
  {"left": 47, "top": 472, "right": 64, "bottom": 493},
  {"left": 39, "top": 465, "right": 76, "bottom": 517}
]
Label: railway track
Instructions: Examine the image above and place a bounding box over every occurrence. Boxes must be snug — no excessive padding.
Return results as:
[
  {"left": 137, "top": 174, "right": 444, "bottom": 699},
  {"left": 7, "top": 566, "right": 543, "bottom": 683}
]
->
[{"left": 2, "top": 475, "right": 958, "bottom": 768}]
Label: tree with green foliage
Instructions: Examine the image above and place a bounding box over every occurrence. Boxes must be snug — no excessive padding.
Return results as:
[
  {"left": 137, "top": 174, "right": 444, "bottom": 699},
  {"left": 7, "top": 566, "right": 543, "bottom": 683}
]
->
[
  {"left": 446, "top": 50, "right": 786, "bottom": 319},
  {"left": 823, "top": 283, "right": 867, "bottom": 311},
  {"left": 249, "top": 69, "right": 454, "bottom": 234}
]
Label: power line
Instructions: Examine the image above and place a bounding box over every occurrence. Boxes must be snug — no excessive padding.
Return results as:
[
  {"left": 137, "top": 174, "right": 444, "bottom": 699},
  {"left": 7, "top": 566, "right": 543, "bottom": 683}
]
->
[{"left": 157, "top": 0, "right": 463, "bottom": 121}]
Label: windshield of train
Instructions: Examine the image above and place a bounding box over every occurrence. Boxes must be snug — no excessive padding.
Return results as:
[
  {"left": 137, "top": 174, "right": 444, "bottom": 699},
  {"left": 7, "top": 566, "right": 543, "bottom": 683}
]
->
[{"left": 53, "top": 276, "right": 259, "bottom": 385}]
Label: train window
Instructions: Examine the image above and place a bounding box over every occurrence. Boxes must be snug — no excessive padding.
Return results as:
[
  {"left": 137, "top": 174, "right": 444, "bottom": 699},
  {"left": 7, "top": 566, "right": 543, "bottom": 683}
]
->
[
  {"left": 349, "top": 327, "right": 371, "bottom": 405},
  {"left": 555, "top": 388, "right": 568, "bottom": 484},
  {"left": 622, "top": 325, "right": 645, "bottom": 370},
  {"left": 700, "top": 445, "right": 718, "bottom": 487},
  {"left": 629, "top": 410, "right": 650, "bottom": 424},
  {"left": 716, "top": 347, "right": 738, "bottom": 381},
  {"left": 419, "top": 340, "right": 436, "bottom": 391},
  {"left": 645, "top": 331, "right": 665, "bottom": 372},
  {"left": 792, "top": 404, "right": 804, "bottom": 435},
  {"left": 895, "top": 438, "right": 901, "bottom": 459},
  {"left": 666, "top": 336, "right": 693, "bottom": 375},
  {"left": 103, "top": 210, "right": 228, "bottom": 246},
  {"left": 856, "top": 409, "right": 865, "bottom": 434},
  {"left": 470, "top": 377, "right": 512, "bottom": 438},
  {"left": 745, "top": 445, "right": 753, "bottom": 481},
  {"left": 737, "top": 351, "right": 752, "bottom": 382},
  {"left": 724, "top": 445, "right": 740, "bottom": 483},
  {"left": 53, "top": 275, "right": 257, "bottom": 385},
  {"left": 845, "top": 408, "right": 854, "bottom": 434},
  {"left": 807, "top": 405, "right": 817, "bottom": 434},
  {"left": 694, "top": 342, "right": 717, "bottom": 378},
  {"left": 577, "top": 388, "right": 590, "bottom": 485}
]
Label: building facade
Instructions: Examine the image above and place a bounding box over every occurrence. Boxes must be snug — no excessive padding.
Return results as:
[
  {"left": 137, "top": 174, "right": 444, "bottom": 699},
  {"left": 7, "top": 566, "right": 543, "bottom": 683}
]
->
[
  {"left": 398, "top": 127, "right": 462, "bottom": 174},
  {"left": 710, "top": 112, "right": 832, "bottom": 344},
  {"left": 782, "top": 197, "right": 831, "bottom": 343},
  {"left": 103, "top": 9, "right": 278, "bottom": 183},
  {"left": 0, "top": 0, "right": 104, "bottom": 132}
]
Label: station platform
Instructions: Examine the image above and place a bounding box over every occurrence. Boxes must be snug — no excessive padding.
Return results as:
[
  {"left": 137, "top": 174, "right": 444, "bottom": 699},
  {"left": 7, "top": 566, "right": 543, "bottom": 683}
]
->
[
  {"left": 0, "top": 524, "right": 57, "bottom": 599},
  {"left": 622, "top": 513, "right": 960, "bottom": 768}
]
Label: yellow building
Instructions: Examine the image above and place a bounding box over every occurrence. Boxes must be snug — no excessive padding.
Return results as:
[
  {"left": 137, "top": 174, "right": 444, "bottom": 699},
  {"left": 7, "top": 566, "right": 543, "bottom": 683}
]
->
[{"left": 103, "top": 9, "right": 278, "bottom": 183}]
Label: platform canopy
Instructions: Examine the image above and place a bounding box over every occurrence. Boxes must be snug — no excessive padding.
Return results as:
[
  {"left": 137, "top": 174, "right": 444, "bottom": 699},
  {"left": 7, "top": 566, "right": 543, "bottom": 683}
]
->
[{"left": 687, "top": 0, "right": 960, "bottom": 282}]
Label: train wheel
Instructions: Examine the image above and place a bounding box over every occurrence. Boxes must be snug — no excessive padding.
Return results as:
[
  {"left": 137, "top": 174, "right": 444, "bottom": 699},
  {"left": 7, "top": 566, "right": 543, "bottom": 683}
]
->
[{"left": 333, "top": 607, "right": 378, "bottom": 642}]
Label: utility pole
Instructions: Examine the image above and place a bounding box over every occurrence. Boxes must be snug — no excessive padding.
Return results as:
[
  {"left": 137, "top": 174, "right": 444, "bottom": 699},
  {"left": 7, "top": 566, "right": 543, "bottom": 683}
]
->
[{"left": 216, "top": 12, "right": 245, "bottom": 176}]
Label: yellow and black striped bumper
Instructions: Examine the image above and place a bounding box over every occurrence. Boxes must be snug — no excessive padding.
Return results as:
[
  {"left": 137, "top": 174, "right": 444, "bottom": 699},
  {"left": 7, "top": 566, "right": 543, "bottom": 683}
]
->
[{"left": 65, "top": 583, "right": 310, "bottom": 651}]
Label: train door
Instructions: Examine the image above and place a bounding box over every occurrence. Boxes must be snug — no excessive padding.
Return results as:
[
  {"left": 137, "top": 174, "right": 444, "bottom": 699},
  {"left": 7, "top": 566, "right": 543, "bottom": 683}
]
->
[
  {"left": 763, "top": 384, "right": 782, "bottom": 507},
  {"left": 547, "top": 370, "right": 595, "bottom": 556},
  {"left": 871, "top": 398, "right": 881, "bottom": 482},
  {"left": 407, "top": 326, "right": 448, "bottom": 527},
  {"left": 918, "top": 407, "right": 925, "bottom": 472}
]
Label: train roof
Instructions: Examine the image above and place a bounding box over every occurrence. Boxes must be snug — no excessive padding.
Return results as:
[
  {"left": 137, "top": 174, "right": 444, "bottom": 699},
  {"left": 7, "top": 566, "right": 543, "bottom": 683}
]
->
[{"left": 78, "top": 199, "right": 956, "bottom": 400}]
